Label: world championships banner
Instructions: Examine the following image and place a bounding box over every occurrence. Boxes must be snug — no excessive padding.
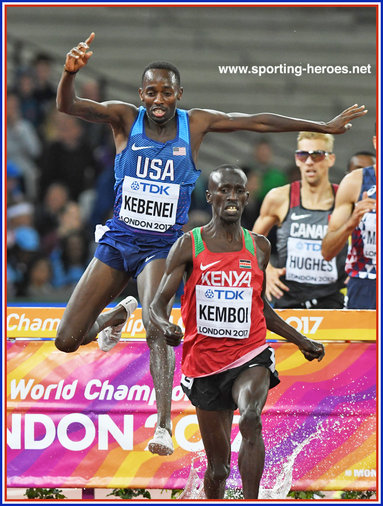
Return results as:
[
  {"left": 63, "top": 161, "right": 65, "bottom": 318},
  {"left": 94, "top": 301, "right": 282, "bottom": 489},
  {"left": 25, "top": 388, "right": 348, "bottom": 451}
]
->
[{"left": 7, "top": 330, "right": 376, "bottom": 490}]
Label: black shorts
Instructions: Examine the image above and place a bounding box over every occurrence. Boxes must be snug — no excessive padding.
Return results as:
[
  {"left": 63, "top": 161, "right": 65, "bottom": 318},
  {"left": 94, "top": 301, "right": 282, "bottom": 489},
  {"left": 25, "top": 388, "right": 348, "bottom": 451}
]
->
[
  {"left": 274, "top": 290, "right": 344, "bottom": 309},
  {"left": 181, "top": 347, "right": 280, "bottom": 411}
]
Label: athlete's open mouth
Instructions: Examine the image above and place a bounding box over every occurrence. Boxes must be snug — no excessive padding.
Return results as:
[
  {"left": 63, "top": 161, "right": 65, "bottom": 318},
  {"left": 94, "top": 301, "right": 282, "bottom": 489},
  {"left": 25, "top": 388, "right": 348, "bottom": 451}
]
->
[
  {"left": 152, "top": 107, "right": 166, "bottom": 118},
  {"left": 225, "top": 205, "right": 238, "bottom": 212}
]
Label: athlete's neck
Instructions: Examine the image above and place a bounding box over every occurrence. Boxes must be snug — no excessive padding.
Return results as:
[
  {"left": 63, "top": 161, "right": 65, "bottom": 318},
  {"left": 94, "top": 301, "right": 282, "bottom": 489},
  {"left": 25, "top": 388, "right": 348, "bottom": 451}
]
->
[
  {"left": 301, "top": 179, "right": 334, "bottom": 209},
  {"left": 144, "top": 113, "right": 177, "bottom": 142},
  {"left": 203, "top": 220, "right": 243, "bottom": 249}
]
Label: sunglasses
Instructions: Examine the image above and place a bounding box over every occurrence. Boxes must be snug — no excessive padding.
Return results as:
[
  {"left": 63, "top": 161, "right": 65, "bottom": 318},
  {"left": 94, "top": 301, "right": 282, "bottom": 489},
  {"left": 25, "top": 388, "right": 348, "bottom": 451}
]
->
[{"left": 295, "top": 150, "right": 332, "bottom": 162}]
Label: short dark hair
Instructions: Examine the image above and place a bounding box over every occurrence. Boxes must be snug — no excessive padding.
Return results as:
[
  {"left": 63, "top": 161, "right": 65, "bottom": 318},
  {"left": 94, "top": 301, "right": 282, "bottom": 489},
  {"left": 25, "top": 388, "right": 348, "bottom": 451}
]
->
[
  {"left": 213, "top": 163, "right": 244, "bottom": 173},
  {"left": 142, "top": 61, "right": 181, "bottom": 87},
  {"left": 208, "top": 164, "right": 247, "bottom": 190},
  {"left": 349, "top": 150, "right": 376, "bottom": 158}
]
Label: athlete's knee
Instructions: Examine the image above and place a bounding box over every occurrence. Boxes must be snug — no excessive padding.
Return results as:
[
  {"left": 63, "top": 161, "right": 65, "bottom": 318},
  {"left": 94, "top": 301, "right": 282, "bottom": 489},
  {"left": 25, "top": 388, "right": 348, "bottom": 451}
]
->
[
  {"left": 207, "top": 462, "right": 231, "bottom": 484},
  {"left": 144, "top": 313, "right": 173, "bottom": 357},
  {"left": 55, "top": 326, "right": 81, "bottom": 353},
  {"left": 239, "top": 407, "right": 263, "bottom": 443},
  {"left": 145, "top": 318, "right": 164, "bottom": 344}
]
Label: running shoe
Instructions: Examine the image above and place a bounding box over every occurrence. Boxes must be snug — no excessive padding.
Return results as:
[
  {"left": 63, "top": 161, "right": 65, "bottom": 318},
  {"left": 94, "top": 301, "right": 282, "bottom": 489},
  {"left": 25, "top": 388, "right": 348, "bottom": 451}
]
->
[
  {"left": 147, "top": 427, "right": 174, "bottom": 456},
  {"left": 98, "top": 296, "right": 138, "bottom": 352}
]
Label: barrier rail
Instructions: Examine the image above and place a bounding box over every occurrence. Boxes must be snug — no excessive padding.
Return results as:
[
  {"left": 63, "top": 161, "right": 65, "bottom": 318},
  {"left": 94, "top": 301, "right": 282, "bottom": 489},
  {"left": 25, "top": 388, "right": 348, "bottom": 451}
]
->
[
  {"left": 6, "top": 307, "right": 377, "bottom": 492},
  {"left": 6, "top": 306, "right": 376, "bottom": 342}
]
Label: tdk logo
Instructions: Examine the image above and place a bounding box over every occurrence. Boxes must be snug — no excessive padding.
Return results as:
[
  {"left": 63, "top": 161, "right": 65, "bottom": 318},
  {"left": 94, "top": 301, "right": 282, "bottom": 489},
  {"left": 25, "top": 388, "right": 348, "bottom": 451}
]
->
[
  {"left": 130, "top": 181, "right": 170, "bottom": 195},
  {"left": 296, "top": 241, "right": 321, "bottom": 252},
  {"left": 204, "top": 289, "right": 244, "bottom": 300}
]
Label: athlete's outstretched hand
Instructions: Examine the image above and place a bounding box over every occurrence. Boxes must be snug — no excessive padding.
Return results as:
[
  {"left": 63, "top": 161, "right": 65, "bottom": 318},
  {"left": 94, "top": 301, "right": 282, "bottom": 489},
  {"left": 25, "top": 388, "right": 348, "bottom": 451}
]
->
[
  {"left": 64, "top": 32, "right": 95, "bottom": 74},
  {"left": 325, "top": 104, "right": 367, "bottom": 134},
  {"left": 164, "top": 323, "right": 184, "bottom": 347},
  {"left": 299, "top": 338, "right": 325, "bottom": 362}
]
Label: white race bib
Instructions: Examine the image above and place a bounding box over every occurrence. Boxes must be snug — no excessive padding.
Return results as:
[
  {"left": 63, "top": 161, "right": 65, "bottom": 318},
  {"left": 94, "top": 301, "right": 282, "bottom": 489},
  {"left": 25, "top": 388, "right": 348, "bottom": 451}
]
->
[
  {"left": 360, "top": 212, "right": 376, "bottom": 265},
  {"left": 195, "top": 285, "right": 252, "bottom": 339},
  {"left": 286, "top": 237, "right": 338, "bottom": 284},
  {"left": 119, "top": 176, "right": 180, "bottom": 232}
]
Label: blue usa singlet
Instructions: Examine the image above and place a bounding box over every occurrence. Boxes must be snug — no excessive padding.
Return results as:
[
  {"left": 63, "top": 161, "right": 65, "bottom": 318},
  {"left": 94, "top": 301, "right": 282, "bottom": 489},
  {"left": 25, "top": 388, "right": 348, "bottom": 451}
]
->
[
  {"left": 346, "top": 166, "right": 376, "bottom": 280},
  {"left": 100, "top": 106, "right": 200, "bottom": 246}
]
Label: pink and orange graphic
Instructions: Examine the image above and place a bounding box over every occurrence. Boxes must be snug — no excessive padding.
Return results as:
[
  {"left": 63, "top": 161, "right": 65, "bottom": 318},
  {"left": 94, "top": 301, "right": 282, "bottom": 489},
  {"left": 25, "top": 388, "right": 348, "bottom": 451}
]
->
[{"left": 6, "top": 308, "right": 376, "bottom": 491}]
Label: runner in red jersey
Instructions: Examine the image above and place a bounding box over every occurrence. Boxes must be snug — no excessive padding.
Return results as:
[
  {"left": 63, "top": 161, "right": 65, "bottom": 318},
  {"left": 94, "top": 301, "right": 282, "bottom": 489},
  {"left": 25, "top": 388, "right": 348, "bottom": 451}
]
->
[
  {"left": 150, "top": 164, "right": 324, "bottom": 499},
  {"left": 181, "top": 226, "right": 268, "bottom": 377}
]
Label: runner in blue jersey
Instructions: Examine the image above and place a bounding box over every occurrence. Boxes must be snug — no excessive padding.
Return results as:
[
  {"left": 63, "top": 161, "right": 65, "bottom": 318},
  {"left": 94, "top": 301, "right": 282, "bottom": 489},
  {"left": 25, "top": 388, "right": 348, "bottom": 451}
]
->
[
  {"left": 322, "top": 134, "right": 376, "bottom": 309},
  {"left": 54, "top": 32, "right": 367, "bottom": 456}
]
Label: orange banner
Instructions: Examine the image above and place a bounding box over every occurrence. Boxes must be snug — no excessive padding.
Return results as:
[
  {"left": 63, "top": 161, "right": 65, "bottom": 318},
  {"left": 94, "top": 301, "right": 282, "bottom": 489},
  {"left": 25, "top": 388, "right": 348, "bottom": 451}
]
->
[{"left": 6, "top": 307, "right": 376, "bottom": 341}]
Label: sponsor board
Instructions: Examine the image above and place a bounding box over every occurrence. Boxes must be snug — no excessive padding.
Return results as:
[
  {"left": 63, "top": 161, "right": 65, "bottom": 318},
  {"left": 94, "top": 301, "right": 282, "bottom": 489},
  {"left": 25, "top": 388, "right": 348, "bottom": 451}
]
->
[
  {"left": 6, "top": 338, "right": 376, "bottom": 490},
  {"left": 6, "top": 307, "right": 376, "bottom": 341}
]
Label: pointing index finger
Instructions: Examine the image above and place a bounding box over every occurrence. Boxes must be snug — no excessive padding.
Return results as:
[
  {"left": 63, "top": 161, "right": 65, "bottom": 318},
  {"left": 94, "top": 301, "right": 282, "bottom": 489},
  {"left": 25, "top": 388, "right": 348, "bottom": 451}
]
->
[{"left": 85, "top": 32, "right": 95, "bottom": 46}]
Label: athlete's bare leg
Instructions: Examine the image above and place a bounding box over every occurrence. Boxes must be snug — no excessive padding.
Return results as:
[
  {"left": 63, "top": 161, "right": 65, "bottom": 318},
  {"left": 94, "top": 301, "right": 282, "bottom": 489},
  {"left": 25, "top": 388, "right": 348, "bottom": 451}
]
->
[
  {"left": 55, "top": 258, "right": 131, "bottom": 352},
  {"left": 232, "top": 366, "right": 270, "bottom": 499},
  {"left": 195, "top": 408, "right": 233, "bottom": 499},
  {"left": 137, "top": 258, "right": 175, "bottom": 439}
]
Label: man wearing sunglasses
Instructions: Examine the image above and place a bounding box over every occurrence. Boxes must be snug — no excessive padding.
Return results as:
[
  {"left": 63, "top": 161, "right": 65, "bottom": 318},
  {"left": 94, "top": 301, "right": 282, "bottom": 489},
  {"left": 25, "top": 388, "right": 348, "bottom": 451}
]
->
[
  {"left": 252, "top": 132, "right": 347, "bottom": 309},
  {"left": 322, "top": 136, "right": 376, "bottom": 309}
]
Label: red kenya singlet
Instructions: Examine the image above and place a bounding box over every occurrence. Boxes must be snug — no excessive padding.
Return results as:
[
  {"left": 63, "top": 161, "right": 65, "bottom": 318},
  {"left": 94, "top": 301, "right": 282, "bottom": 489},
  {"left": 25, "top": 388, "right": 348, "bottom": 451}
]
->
[{"left": 181, "top": 227, "right": 267, "bottom": 377}]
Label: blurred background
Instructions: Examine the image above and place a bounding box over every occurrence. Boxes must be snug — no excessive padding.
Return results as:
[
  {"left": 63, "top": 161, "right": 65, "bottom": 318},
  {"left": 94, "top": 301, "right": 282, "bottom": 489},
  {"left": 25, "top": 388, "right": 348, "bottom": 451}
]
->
[{"left": 5, "top": 5, "right": 377, "bottom": 302}]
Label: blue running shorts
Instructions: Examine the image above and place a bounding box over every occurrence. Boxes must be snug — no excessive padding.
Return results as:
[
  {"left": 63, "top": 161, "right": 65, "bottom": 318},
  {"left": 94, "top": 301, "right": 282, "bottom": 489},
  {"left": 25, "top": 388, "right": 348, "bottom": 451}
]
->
[
  {"left": 94, "top": 227, "right": 181, "bottom": 278},
  {"left": 346, "top": 277, "right": 376, "bottom": 309}
]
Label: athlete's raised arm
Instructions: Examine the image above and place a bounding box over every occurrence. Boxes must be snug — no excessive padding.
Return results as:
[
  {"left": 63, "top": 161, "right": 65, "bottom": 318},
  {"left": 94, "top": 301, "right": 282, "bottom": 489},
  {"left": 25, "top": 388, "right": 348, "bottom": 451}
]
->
[
  {"left": 322, "top": 169, "right": 376, "bottom": 261},
  {"left": 56, "top": 32, "right": 136, "bottom": 128},
  {"left": 190, "top": 104, "right": 367, "bottom": 135}
]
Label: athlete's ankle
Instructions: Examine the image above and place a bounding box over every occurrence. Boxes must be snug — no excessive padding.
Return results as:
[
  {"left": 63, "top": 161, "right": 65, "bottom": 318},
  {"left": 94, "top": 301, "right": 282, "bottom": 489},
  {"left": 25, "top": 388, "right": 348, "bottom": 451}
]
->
[{"left": 156, "top": 424, "right": 172, "bottom": 436}]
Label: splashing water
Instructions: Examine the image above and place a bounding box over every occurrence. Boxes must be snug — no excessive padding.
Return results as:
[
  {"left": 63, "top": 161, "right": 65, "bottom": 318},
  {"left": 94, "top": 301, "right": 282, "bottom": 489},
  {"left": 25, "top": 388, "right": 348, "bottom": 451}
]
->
[
  {"left": 259, "top": 423, "right": 325, "bottom": 499},
  {"left": 179, "top": 455, "right": 206, "bottom": 499},
  {"left": 180, "top": 424, "right": 325, "bottom": 500}
]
